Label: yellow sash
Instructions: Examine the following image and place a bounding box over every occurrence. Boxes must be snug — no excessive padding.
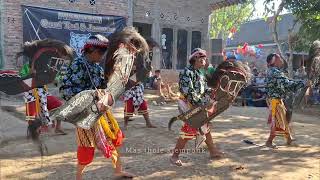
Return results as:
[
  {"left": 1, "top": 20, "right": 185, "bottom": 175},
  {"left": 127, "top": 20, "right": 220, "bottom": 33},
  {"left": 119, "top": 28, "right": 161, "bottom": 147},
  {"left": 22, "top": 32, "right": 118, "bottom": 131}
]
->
[{"left": 98, "top": 110, "right": 121, "bottom": 168}]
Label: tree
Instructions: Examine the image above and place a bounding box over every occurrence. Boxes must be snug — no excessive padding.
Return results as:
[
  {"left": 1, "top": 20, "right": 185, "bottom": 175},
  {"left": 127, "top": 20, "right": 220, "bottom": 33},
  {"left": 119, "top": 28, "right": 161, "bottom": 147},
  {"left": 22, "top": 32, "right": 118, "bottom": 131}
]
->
[
  {"left": 209, "top": 1, "right": 255, "bottom": 41},
  {"left": 263, "top": 0, "right": 320, "bottom": 77},
  {"left": 286, "top": 0, "right": 320, "bottom": 52}
]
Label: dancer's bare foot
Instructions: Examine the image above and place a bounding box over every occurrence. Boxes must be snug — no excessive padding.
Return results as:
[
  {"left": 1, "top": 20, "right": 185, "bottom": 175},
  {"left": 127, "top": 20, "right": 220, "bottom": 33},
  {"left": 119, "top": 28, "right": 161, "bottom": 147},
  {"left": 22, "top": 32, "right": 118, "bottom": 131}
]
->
[
  {"left": 170, "top": 156, "right": 183, "bottom": 166},
  {"left": 286, "top": 137, "right": 293, "bottom": 145},
  {"left": 286, "top": 137, "right": 299, "bottom": 146},
  {"left": 265, "top": 141, "right": 277, "bottom": 149},
  {"left": 55, "top": 129, "right": 67, "bottom": 135},
  {"left": 114, "top": 171, "right": 135, "bottom": 179},
  {"left": 209, "top": 150, "right": 226, "bottom": 159}
]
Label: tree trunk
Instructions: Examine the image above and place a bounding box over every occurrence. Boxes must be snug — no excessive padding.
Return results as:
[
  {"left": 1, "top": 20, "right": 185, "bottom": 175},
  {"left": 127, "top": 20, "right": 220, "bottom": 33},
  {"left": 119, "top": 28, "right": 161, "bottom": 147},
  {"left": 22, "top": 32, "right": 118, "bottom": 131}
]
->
[
  {"left": 287, "top": 19, "right": 299, "bottom": 78},
  {"left": 288, "top": 30, "right": 294, "bottom": 78},
  {"left": 271, "top": 0, "right": 292, "bottom": 74}
]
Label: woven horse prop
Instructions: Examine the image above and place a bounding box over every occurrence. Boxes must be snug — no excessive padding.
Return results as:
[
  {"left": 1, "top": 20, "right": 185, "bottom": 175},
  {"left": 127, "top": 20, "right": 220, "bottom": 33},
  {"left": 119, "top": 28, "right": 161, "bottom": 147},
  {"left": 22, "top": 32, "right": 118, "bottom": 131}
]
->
[
  {"left": 52, "top": 27, "right": 150, "bottom": 129},
  {"left": 168, "top": 61, "right": 251, "bottom": 130},
  {"left": 0, "top": 39, "right": 73, "bottom": 95}
]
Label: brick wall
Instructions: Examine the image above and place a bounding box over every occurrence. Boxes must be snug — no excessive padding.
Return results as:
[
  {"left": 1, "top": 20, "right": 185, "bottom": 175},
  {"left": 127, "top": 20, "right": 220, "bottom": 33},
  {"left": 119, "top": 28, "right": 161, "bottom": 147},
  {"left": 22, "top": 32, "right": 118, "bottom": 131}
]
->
[
  {"left": 134, "top": 0, "right": 211, "bottom": 30},
  {"left": 2, "top": 0, "right": 128, "bottom": 69},
  {"left": 2, "top": 0, "right": 220, "bottom": 77}
]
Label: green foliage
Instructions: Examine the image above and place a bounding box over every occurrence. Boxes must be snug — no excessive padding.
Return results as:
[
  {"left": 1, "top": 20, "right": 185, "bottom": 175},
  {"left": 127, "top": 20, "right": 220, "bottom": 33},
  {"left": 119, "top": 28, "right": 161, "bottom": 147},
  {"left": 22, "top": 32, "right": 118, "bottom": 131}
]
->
[
  {"left": 287, "top": 0, "right": 320, "bottom": 51},
  {"left": 294, "top": 22, "right": 320, "bottom": 52},
  {"left": 264, "top": 0, "right": 320, "bottom": 51},
  {"left": 209, "top": 1, "right": 255, "bottom": 40}
]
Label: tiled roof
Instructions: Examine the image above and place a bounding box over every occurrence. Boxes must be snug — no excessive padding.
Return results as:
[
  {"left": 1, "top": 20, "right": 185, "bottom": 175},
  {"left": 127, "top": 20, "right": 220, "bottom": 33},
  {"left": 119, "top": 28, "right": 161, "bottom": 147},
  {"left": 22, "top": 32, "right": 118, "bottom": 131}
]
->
[{"left": 227, "top": 13, "right": 300, "bottom": 47}]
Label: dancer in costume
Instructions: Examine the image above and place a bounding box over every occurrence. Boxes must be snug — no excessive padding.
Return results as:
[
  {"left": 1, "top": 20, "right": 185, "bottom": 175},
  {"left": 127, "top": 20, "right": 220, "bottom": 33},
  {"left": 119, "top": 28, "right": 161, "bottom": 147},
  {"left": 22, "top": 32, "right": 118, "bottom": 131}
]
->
[
  {"left": 170, "top": 48, "right": 224, "bottom": 167},
  {"left": 123, "top": 79, "right": 156, "bottom": 130},
  {"left": 60, "top": 35, "right": 134, "bottom": 179},
  {"left": 122, "top": 38, "right": 157, "bottom": 129},
  {"left": 0, "top": 39, "right": 72, "bottom": 156},
  {"left": 14, "top": 39, "right": 73, "bottom": 142},
  {"left": 265, "top": 53, "right": 311, "bottom": 148},
  {"left": 20, "top": 63, "right": 66, "bottom": 135}
]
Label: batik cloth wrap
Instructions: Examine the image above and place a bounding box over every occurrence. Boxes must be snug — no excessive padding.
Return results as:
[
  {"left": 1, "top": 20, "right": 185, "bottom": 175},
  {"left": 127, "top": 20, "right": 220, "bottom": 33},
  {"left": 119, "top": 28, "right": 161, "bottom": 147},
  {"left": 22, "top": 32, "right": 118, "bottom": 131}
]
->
[
  {"left": 178, "top": 65, "right": 211, "bottom": 144},
  {"left": 24, "top": 87, "right": 49, "bottom": 123},
  {"left": 266, "top": 98, "right": 291, "bottom": 137},
  {"left": 76, "top": 110, "right": 124, "bottom": 167},
  {"left": 123, "top": 83, "right": 148, "bottom": 117},
  {"left": 24, "top": 87, "right": 63, "bottom": 125}
]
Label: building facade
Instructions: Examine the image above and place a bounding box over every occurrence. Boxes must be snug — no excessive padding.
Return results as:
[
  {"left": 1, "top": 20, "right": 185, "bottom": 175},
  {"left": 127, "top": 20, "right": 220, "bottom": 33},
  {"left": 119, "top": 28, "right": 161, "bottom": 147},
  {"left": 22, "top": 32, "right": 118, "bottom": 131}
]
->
[
  {"left": 1, "top": 0, "right": 241, "bottom": 71},
  {"left": 132, "top": 0, "right": 213, "bottom": 70},
  {"left": 1, "top": 0, "right": 128, "bottom": 69}
]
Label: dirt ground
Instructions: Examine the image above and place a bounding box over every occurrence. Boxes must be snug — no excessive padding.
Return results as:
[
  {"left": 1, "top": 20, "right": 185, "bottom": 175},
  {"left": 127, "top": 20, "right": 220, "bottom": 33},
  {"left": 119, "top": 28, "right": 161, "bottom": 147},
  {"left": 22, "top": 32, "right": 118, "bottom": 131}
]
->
[{"left": 0, "top": 100, "right": 319, "bottom": 180}]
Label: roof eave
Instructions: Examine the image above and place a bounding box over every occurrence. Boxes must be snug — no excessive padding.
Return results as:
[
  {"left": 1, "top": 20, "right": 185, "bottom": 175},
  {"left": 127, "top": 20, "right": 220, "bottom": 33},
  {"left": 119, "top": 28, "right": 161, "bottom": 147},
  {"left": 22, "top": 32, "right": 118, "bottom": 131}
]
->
[{"left": 211, "top": 0, "right": 247, "bottom": 11}]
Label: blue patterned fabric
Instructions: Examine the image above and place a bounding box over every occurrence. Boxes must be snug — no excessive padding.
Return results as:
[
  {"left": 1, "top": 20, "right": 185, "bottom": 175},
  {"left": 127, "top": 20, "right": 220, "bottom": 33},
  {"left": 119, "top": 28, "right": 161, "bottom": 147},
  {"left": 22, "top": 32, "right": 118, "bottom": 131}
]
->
[
  {"left": 266, "top": 67, "right": 305, "bottom": 99},
  {"left": 60, "top": 56, "right": 105, "bottom": 100},
  {"left": 179, "top": 65, "right": 212, "bottom": 106}
]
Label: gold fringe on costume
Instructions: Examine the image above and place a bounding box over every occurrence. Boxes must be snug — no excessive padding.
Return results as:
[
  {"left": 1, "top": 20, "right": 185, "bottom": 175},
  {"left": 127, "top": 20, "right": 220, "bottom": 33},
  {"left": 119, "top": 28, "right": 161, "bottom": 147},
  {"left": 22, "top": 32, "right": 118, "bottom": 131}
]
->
[
  {"left": 99, "top": 111, "right": 122, "bottom": 167},
  {"left": 100, "top": 111, "right": 121, "bottom": 140},
  {"left": 33, "top": 89, "right": 41, "bottom": 115},
  {"left": 25, "top": 89, "right": 41, "bottom": 121}
]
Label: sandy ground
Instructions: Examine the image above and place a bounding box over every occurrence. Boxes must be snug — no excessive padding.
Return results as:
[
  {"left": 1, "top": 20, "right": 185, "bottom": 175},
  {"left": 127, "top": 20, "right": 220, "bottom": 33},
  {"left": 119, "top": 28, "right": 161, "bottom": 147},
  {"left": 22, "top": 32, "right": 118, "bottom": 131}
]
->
[{"left": 0, "top": 98, "right": 319, "bottom": 180}]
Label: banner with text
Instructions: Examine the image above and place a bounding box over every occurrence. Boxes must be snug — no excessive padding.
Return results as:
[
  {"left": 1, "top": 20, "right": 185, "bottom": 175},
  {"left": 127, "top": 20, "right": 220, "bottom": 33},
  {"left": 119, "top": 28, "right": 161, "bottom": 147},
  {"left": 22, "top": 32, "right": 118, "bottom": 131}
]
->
[{"left": 22, "top": 6, "right": 126, "bottom": 56}]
